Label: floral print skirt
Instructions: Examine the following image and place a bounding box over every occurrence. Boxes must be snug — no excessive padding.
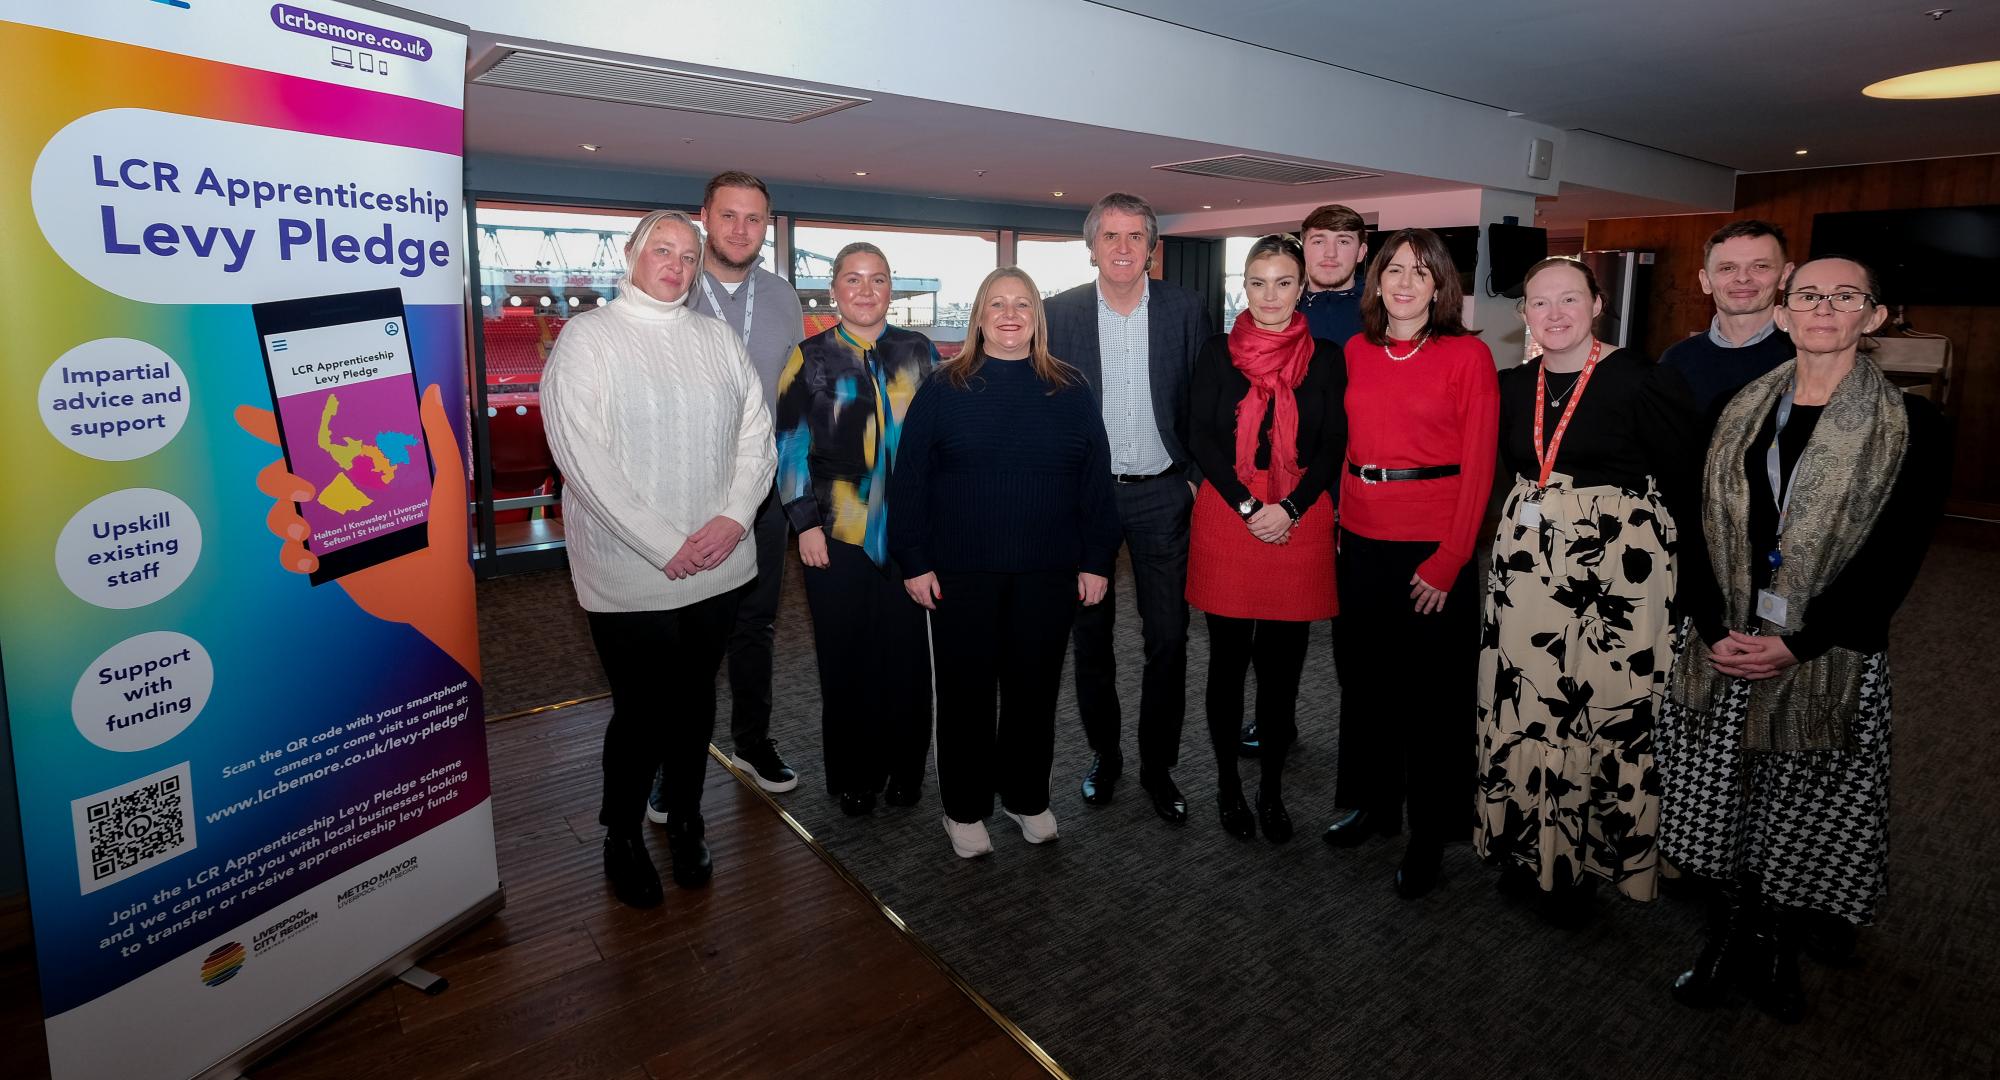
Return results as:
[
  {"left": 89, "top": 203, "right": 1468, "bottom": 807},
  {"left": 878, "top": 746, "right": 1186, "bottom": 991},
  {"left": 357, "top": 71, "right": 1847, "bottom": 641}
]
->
[{"left": 1474, "top": 475, "right": 1677, "bottom": 900}]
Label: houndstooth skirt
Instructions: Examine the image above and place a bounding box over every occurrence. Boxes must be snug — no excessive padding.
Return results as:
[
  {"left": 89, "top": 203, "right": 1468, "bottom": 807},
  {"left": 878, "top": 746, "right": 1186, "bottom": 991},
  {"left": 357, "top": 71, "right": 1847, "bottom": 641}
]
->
[{"left": 1657, "top": 641, "right": 1892, "bottom": 925}]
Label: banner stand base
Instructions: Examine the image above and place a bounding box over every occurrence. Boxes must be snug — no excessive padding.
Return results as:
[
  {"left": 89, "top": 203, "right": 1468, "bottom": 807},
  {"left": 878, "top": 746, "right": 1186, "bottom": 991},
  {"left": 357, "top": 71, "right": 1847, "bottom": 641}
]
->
[
  {"left": 396, "top": 964, "right": 449, "bottom": 996},
  {"left": 195, "top": 887, "right": 506, "bottom": 1080}
]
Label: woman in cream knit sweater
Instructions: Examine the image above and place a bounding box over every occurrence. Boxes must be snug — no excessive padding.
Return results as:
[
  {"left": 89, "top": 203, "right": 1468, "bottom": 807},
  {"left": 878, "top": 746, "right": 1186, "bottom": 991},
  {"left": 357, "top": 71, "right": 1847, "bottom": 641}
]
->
[{"left": 542, "top": 208, "right": 775, "bottom": 908}]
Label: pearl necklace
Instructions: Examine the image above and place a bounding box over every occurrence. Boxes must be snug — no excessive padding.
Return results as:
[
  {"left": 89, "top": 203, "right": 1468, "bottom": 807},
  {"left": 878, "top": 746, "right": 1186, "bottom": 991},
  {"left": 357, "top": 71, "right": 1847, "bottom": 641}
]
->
[{"left": 1383, "top": 330, "right": 1430, "bottom": 362}]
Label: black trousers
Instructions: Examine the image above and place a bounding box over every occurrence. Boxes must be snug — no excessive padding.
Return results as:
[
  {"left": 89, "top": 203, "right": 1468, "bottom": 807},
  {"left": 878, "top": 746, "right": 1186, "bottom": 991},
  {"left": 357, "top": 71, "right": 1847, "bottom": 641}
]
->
[
  {"left": 725, "top": 488, "right": 787, "bottom": 751},
  {"left": 590, "top": 586, "right": 743, "bottom": 832},
  {"left": 1204, "top": 614, "right": 1310, "bottom": 796},
  {"left": 801, "top": 540, "right": 932, "bottom": 796},
  {"left": 1071, "top": 474, "right": 1191, "bottom": 774},
  {"left": 934, "top": 570, "right": 1076, "bottom": 823},
  {"left": 1331, "top": 529, "right": 1478, "bottom": 844}
]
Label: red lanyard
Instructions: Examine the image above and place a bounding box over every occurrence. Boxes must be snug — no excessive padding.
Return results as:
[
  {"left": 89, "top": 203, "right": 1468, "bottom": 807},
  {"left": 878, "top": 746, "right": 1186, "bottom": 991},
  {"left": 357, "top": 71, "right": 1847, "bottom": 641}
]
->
[{"left": 1532, "top": 340, "right": 1603, "bottom": 489}]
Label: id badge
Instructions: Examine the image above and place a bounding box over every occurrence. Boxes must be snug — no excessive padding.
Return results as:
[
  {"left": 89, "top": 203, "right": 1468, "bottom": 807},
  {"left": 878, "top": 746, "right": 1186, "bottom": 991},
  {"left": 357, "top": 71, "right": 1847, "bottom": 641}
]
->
[
  {"left": 1755, "top": 589, "right": 1790, "bottom": 629},
  {"left": 1517, "top": 498, "right": 1543, "bottom": 529}
]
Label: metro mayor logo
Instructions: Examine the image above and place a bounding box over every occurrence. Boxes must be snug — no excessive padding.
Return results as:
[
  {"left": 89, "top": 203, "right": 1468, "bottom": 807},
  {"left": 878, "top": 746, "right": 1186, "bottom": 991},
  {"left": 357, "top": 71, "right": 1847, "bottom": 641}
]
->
[{"left": 270, "top": 4, "right": 432, "bottom": 61}]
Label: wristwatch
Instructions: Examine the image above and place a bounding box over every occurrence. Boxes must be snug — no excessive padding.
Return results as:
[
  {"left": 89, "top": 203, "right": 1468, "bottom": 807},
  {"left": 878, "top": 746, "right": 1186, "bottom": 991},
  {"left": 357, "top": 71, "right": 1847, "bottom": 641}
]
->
[{"left": 1236, "top": 497, "right": 1262, "bottom": 521}]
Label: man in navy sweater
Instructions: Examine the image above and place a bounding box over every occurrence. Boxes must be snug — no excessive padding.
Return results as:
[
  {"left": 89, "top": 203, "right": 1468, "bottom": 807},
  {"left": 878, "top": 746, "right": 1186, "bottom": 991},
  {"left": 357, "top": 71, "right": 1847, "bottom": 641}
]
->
[
  {"left": 1658, "top": 219, "right": 1797, "bottom": 426},
  {"left": 1045, "top": 192, "right": 1211, "bottom": 826},
  {"left": 1296, "top": 203, "right": 1368, "bottom": 350}
]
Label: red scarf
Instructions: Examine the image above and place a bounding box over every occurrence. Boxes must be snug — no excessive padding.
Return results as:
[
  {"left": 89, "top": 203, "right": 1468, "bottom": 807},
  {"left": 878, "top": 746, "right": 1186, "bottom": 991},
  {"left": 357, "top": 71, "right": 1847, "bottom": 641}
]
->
[{"left": 1228, "top": 310, "right": 1314, "bottom": 502}]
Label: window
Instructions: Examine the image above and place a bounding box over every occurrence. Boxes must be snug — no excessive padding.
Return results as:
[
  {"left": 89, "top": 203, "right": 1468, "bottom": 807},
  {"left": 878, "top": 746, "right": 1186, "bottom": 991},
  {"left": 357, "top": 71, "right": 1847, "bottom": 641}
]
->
[
  {"left": 1222, "top": 234, "right": 1257, "bottom": 329},
  {"left": 472, "top": 202, "right": 652, "bottom": 556},
  {"left": 1014, "top": 236, "right": 1095, "bottom": 297},
  {"left": 794, "top": 223, "right": 997, "bottom": 357}
]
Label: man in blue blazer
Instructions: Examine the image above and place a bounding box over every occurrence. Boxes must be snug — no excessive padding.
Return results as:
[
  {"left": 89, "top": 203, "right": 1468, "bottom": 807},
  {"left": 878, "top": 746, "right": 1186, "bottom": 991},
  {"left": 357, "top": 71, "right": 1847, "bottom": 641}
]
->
[{"left": 1045, "top": 192, "right": 1211, "bottom": 825}]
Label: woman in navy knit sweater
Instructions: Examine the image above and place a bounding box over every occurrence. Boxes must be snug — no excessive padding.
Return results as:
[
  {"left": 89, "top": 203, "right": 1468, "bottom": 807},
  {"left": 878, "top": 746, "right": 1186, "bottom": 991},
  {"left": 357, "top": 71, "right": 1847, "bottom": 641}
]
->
[{"left": 889, "top": 266, "right": 1122, "bottom": 860}]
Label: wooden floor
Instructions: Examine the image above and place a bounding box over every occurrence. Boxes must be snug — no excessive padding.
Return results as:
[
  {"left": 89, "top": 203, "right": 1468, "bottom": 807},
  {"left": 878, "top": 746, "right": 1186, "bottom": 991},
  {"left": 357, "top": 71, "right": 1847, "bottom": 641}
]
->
[{"left": 1, "top": 701, "right": 1060, "bottom": 1079}]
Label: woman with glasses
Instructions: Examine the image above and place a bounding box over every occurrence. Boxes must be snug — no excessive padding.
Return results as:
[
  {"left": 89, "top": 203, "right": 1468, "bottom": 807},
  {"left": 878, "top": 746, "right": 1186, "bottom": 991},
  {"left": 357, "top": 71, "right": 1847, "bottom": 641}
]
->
[
  {"left": 1185, "top": 234, "right": 1344, "bottom": 842},
  {"left": 774, "top": 242, "right": 939, "bottom": 818},
  {"left": 1473, "top": 257, "right": 1699, "bottom": 926},
  {"left": 1319, "top": 228, "right": 1499, "bottom": 900},
  {"left": 1660, "top": 257, "right": 1948, "bottom": 1021},
  {"left": 890, "top": 267, "right": 1121, "bottom": 860}
]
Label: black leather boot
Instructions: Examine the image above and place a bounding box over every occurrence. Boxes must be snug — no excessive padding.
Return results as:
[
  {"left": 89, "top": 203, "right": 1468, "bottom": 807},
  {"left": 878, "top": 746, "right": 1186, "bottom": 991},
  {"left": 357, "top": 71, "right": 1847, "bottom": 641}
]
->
[
  {"left": 1751, "top": 904, "right": 1808, "bottom": 1023},
  {"left": 603, "top": 832, "right": 663, "bottom": 908},
  {"left": 664, "top": 814, "right": 713, "bottom": 889},
  {"left": 1671, "top": 877, "right": 1757, "bottom": 1007},
  {"left": 1217, "top": 788, "right": 1256, "bottom": 840},
  {"left": 1256, "top": 789, "right": 1294, "bottom": 843}
]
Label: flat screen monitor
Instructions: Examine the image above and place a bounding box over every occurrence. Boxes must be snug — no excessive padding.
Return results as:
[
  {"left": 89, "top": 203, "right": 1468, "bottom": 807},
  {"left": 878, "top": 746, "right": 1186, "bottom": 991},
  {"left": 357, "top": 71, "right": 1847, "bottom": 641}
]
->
[
  {"left": 1809, "top": 206, "right": 2000, "bottom": 306},
  {"left": 1486, "top": 223, "right": 1549, "bottom": 299}
]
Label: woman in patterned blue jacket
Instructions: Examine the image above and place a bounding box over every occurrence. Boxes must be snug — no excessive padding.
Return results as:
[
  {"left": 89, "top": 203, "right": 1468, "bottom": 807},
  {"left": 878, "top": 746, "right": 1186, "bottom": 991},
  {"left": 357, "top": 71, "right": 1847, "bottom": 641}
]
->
[{"left": 773, "top": 242, "right": 939, "bottom": 817}]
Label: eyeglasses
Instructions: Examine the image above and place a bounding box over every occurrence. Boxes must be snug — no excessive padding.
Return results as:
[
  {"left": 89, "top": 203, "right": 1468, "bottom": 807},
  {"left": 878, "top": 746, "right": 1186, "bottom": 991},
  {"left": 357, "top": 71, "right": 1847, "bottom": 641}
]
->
[{"left": 1783, "top": 290, "right": 1875, "bottom": 312}]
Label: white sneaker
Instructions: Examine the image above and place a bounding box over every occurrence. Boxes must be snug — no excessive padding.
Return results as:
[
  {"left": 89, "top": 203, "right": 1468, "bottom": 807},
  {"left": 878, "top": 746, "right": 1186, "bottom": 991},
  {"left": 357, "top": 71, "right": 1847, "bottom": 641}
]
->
[
  {"left": 943, "top": 816, "right": 993, "bottom": 859},
  {"left": 1003, "top": 808, "right": 1059, "bottom": 844}
]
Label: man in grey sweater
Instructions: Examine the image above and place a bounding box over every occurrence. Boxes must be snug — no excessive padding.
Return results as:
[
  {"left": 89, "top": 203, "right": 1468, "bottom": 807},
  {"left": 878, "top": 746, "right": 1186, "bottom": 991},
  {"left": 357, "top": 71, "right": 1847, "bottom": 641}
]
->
[{"left": 651, "top": 171, "right": 806, "bottom": 805}]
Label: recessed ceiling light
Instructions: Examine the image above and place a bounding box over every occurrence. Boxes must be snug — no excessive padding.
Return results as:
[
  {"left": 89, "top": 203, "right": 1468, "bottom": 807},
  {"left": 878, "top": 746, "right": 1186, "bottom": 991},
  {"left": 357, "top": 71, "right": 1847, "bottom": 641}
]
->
[
  {"left": 854, "top": 171, "right": 868, "bottom": 176},
  {"left": 1201, "top": 205, "right": 1212, "bottom": 209},
  {"left": 1795, "top": 148, "right": 1810, "bottom": 156},
  {"left": 578, "top": 143, "right": 600, "bottom": 152},
  {"left": 1052, "top": 191, "right": 1064, "bottom": 197},
  {"left": 1864, "top": 59, "right": 2000, "bottom": 100}
]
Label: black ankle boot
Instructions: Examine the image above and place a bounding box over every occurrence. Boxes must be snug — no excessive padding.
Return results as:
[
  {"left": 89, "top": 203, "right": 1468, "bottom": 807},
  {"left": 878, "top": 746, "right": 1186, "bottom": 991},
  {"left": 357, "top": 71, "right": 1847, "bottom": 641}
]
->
[
  {"left": 1257, "top": 789, "right": 1293, "bottom": 843},
  {"left": 1495, "top": 859, "right": 1542, "bottom": 904},
  {"left": 603, "top": 833, "right": 663, "bottom": 908},
  {"left": 1393, "top": 839, "right": 1443, "bottom": 899},
  {"left": 1750, "top": 905, "right": 1808, "bottom": 1023},
  {"left": 1671, "top": 878, "right": 1759, "bottom": 1007},
  {"left": 1536, "top": 875, "right": 1600, "bottom": 930},
  {"left": 664, "top": 814, "right": 713, "bottom": 888},
  {"left": 1217, "top": 789, "right": 1255, "bottom": 840}
]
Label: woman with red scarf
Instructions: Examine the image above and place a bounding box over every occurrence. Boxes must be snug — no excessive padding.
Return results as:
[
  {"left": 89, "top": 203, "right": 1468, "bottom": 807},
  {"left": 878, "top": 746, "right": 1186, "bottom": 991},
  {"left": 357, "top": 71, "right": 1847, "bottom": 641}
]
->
[{"left": 1186, "top": 234, "right": 1345, "bottom": 842}]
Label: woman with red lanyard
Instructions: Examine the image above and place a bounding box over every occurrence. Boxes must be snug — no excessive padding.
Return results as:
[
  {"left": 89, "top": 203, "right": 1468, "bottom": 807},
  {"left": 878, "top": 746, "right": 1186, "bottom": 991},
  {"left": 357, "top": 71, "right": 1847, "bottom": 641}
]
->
[
  {"left": 1186, "top": 234, "right": 1345, "bottom": 842},
  {"left": 1473, "top": 257, "right": 1699, "bottom": 926},
  {"left": 1319, "top": 228, "right": 1498, "bottom": 900}
]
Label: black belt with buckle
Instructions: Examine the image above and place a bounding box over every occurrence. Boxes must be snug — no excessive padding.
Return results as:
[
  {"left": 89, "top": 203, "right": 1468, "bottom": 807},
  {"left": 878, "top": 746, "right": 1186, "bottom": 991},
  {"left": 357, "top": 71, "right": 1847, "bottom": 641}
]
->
[
  {"left": 1112, "top": 470, "right": 1171, "bottom": 485},
  {"left": 1347, "top": 462, "right": 1461, "bottom": 484}
]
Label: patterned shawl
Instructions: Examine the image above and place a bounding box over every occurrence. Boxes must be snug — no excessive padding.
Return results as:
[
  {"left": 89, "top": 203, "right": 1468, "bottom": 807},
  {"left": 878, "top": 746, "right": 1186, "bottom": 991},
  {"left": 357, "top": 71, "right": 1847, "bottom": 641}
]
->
[{"left": 1669, "top": 357, "right": 1909, "bottom": 752}]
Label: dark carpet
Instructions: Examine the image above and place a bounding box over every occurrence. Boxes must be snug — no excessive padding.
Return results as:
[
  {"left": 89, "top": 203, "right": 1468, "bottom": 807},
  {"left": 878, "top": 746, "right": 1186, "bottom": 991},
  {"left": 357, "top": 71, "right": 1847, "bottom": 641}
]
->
[{"left": 477, "top": 520, "right": 2000, "bottom": 1080}]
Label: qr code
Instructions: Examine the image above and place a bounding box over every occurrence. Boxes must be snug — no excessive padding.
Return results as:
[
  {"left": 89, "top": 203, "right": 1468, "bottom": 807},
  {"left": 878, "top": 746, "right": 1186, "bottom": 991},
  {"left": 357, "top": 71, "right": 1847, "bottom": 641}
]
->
[{"left": 71, "top": 762, "right": 198, "bottom": 896}]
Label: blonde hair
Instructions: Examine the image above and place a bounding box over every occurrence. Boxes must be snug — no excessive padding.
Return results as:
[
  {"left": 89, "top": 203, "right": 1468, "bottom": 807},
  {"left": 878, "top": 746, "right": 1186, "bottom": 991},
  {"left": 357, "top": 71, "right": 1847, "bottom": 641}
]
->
[
  {"left": 943, "top": 267, "right": 1078, "bottom": 392},
  {"left": 623, "top": 209, "right": 704, "bottom": 276}
]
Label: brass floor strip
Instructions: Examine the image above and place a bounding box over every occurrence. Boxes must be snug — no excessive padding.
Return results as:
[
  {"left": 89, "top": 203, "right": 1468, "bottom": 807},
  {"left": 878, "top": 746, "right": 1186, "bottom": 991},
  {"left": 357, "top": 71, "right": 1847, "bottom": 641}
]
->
[
  {"left": 482, "top": 693, "right": 1070, "bottom": 1077},
  {"left": 707, "top": 745, "right": 1074, "bottom": 1080},
  {"left": 484, "top": 692, "right": 609, "bottom": 724}
]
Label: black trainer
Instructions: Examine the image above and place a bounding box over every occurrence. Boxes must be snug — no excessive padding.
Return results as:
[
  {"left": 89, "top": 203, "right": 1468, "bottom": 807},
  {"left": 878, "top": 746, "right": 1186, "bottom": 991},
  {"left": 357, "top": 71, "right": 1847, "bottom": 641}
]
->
[
  {"left": 730, "top": 740, "right": 799, "bottom": 793},
  {"left": 645, "top": 768, "right": 673, "bottom": 824}
]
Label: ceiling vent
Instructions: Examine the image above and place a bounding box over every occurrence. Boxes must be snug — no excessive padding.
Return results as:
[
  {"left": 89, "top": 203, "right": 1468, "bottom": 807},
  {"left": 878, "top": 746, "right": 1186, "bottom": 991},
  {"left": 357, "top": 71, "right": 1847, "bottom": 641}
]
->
[
  {"left": 1153, "top": 155, "right": 1378, "bottom": 185},
  {"left": 470, "top": 46, "right": 870, "bottom": 123}
]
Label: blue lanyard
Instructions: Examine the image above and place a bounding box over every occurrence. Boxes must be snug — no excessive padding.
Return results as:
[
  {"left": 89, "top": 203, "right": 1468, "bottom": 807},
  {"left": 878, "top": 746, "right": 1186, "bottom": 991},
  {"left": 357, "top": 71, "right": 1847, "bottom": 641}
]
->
[{"left": 1763, "top": 382, "right": 1803, "bottom": 568}]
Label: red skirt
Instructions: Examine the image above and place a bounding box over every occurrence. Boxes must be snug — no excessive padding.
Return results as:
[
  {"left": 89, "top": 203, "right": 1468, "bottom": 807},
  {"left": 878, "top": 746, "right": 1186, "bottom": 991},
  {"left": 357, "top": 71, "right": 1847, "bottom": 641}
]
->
[{"left": 1185, "top": 472, "right": 1338, "bottom": 621}]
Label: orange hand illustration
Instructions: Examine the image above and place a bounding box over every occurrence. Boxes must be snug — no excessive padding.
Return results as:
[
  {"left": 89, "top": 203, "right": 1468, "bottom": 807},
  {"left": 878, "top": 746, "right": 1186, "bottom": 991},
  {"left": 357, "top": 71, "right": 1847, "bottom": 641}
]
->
[{"left": 236, "top": 385, "right": 482, "bottom": 681}]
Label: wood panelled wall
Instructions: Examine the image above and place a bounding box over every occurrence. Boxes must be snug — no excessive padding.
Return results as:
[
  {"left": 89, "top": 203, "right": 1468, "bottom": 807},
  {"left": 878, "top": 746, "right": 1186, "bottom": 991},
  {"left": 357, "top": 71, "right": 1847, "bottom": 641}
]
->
[{"left": 1586, "top": 154, "right": 2000, "bottom": 517}]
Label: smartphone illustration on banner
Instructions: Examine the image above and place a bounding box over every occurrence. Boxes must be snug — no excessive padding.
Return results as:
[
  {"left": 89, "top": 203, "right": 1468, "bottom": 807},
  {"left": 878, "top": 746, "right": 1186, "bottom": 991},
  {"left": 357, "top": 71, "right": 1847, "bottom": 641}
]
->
[{"left": 252, "top": 288, "right": 433, "bottom": 586}]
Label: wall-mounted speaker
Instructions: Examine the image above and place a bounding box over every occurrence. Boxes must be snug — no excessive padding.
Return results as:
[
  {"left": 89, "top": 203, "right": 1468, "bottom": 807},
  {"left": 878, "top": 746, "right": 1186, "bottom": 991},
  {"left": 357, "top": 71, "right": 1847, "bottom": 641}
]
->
[{"left": 1527, "top": 138, "right": 1554, "bottom": 180}]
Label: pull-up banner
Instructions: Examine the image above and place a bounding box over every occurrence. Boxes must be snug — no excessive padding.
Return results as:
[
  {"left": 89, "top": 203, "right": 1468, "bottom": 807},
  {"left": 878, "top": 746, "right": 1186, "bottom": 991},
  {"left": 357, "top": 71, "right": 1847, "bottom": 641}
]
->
[{"left": 0, "top": 5, "right": 497, "bottom": 1077}]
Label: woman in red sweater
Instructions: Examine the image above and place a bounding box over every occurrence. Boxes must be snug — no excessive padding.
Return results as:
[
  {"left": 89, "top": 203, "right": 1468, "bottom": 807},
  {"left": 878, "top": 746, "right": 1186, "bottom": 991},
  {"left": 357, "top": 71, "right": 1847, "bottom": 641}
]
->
[{"left": 1319, "top": 228, "right": 1499, "bottom": 900}]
